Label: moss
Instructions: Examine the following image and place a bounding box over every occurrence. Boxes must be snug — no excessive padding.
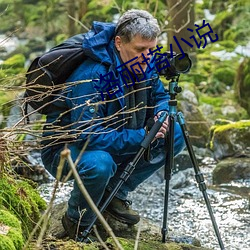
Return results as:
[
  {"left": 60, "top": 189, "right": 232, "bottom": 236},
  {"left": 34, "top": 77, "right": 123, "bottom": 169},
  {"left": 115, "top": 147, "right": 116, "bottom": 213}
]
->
[
  {"left": 213, "top": 120, "right": 250, "bottom": 133},
  {"left": 7, "top": 228, "right": 24, "bottom": 249},
  {"left": 0, "top": 174, "right": 47, "bottom": 239},
  {"left": 106, "top": 237, "right": 209, "bottom": 250},
  {"left": 55, "top": 34, "right": 68, "bottom": 45},
  {"left": 1, "top": 54, "right": 25, "bottom": 69},
  {"left": 0, "top": 235, "right": 16, "bottom": 250},
  {"left": 217, "top": 40, "right": 237, "bottom": 52},
  {"left": 199, "top": 95, "right": 224, "bottom": 107},
  {"left": 0, "top": 209, "right": 24, "bottom": 249},
  {"left": 0, "top": 209, "right": 21, "bottom": 229},
  {"left": 213, "top": 67, "right": 235, "bottom": 86},
  {"left": 199, "top": 91, "right": 249, "bottom": 122},
  {"left": 0, "top": 54, "right": 26, "bottom": 86}
]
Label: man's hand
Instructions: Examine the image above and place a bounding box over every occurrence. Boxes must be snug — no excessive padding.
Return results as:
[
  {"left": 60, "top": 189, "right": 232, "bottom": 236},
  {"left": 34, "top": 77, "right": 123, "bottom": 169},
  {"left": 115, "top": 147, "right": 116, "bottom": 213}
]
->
[{"left": 154, "top": 111, "right": 169, "bottom": 139}]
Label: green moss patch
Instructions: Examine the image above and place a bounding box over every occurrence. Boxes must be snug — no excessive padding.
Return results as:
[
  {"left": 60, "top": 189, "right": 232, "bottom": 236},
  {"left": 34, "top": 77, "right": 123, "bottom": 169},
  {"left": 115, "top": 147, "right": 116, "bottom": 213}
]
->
[
  {"left": 209, "top": 120, "right": 250, "bottom": 156},
  {"left": 0, "top": 209, "right": 23, "bottom": 250},
  {"left": 0, "top": 174, "right": 47, "bottom": 239},
  {"left": 106, "top": 237, "right": 210, "bottom": 250}
]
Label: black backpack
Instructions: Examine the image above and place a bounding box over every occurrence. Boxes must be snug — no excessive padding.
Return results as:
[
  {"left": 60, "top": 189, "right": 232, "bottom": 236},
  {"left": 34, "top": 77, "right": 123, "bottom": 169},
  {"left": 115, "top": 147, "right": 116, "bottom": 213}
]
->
[{"left": 24, "top": 34, "right": 87, "bottom": 115}]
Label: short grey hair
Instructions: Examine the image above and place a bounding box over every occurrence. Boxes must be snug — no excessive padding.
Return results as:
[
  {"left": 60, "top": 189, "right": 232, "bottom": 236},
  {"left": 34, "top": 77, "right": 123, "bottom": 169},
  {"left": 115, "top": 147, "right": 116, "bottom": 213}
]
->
[{"left": 115, "top": 9, "right": 160, "bottom": 43}]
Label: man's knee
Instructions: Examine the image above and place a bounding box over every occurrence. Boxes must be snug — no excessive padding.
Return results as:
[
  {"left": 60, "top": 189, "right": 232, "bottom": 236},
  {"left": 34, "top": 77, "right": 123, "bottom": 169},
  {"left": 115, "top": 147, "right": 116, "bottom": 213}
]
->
[{"left": 77, "top": 150, "right": 117, "bottom": 181}]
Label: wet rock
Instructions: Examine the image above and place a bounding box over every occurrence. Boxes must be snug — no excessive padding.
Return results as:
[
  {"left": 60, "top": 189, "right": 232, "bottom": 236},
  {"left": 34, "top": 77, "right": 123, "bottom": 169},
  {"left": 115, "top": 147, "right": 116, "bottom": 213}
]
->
[
  {"left": 12, "top": 150, "right": 51, "bottom": 183},
  {"left": 170, "top": 168, "right": 193, "bottom": 189},
  {"left": 179, "top": 100, "right": 211, "bottom": 148},
  {"left": 213, "top": 157, "right": 250, "bottom": 184}
]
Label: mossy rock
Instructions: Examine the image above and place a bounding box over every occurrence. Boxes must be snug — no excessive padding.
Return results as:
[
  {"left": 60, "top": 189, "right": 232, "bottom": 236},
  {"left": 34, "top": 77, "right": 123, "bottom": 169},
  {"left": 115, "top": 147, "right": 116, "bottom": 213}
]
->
[
  {"left": 44, "top": 202, "right": 211, "bottom": 250},
  {"left": 199, "top": 92, "right": 249, "bottom": 122},
  {"left": 106, "top": 237, "right": 210, "bottom": 250},
  {"left": 209, "top": 120, "right": 250, "bottom": 160},
  {"left": 0, "top": 174, "right": 47, "bottom": 239},
  {"left": 0, "top": 209, "right": 24, "bottom": 250},
  {"left": 28, "top": 237, "right": 211, "bottom": 250}
]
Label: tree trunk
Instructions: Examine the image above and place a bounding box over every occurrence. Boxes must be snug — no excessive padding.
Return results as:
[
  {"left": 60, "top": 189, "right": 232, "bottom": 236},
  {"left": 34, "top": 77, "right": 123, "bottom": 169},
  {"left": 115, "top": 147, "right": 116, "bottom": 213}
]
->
[
  {"left": 67, "top": 0, "right": 76, "bottom": 36},
  {"left": 167, "top": 0, "right": 196, "bottom": 56},
  {"left": 78, "top": 0, "right": 88, "bottom": 20}
]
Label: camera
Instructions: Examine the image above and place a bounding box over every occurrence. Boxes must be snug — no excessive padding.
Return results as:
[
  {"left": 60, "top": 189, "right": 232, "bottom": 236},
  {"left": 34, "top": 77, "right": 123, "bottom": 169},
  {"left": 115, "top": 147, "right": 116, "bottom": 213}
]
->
[{"left": 158, "top": 52, "right": 192, "bottom": 79}]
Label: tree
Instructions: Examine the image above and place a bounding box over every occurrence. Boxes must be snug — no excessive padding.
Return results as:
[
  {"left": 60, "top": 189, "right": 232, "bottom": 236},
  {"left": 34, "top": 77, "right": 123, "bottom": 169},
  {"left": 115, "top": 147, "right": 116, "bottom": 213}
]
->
[{"left": 166, "top": 0, "right": 196, "bottom": 55}]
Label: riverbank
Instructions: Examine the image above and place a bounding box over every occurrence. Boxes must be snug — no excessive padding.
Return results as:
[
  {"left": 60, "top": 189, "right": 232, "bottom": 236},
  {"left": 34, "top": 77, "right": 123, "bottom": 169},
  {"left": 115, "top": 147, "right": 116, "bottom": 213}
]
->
[{"left": 38, "top": 155, "right": 250, "bottom": 250}]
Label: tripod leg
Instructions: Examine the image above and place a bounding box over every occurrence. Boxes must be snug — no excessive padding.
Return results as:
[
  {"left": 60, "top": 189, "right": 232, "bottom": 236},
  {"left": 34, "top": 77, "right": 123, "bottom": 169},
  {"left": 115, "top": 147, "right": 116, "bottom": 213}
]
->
[
  {"left": 177, "top": 112, "right": 225, "bottom": 250},
  {"left": 81, "top": 112, "right": 168, "bottom": 241},
  {"left": 162, "top": 114, "right": 175, "bottom": 243}
]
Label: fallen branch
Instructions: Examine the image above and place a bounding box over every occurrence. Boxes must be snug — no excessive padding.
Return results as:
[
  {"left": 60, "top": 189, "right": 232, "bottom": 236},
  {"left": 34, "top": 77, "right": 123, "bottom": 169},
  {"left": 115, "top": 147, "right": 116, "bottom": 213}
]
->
[{"left": 62, "top": 148, "right": 124, "bottom": 250}]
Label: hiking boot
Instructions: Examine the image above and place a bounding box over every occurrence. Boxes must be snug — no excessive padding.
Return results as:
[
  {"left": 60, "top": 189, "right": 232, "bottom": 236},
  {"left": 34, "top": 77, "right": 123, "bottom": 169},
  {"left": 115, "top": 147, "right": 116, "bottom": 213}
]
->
[
  {"left": 105, "top": 196, "right": 140, "bottom": 225},
  {"left": 61, "top": 213, "right": 97, "bottom": 243}
]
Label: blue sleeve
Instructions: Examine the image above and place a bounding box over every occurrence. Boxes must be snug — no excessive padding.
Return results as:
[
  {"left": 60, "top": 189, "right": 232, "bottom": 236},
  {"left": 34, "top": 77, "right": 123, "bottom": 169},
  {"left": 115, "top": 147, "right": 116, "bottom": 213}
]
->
[{"left": 66, "top": 60, "right": 146, "bottom": 155}]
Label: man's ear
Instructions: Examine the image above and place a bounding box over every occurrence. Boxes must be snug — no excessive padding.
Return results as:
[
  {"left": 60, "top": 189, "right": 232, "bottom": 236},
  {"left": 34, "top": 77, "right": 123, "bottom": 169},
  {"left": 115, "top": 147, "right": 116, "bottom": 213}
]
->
[{"left": 115, "top": 36, "right": 122, "bottom": 51}]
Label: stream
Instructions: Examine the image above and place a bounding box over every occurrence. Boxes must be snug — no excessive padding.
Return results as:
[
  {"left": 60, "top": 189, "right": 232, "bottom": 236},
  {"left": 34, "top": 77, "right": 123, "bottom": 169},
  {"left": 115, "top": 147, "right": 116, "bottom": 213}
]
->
[{"left": 38, "top": 155, "right": 250, "bottom": 250}]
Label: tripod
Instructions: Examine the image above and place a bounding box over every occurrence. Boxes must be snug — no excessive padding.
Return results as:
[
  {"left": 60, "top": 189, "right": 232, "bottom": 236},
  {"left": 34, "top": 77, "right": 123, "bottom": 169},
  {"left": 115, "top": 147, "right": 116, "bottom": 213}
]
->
[
  {"left": 162, "top": 77, "right": 225, "bottom": 249},
  {"left": 82, "top": 77, "right": 225, "bottom": 250}
]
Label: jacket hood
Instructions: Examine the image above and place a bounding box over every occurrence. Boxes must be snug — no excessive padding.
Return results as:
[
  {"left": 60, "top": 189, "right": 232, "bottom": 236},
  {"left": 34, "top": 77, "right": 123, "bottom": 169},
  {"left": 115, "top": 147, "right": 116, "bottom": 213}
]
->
[{"left": 82, "top": 21, "right": 116, "bottom": 65}]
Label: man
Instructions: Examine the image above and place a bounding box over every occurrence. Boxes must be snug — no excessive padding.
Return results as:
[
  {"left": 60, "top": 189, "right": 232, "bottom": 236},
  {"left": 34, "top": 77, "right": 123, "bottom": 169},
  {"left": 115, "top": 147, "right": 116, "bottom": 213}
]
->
[{"left": 41, "top": 9, "right": 185, "bottom": 241}]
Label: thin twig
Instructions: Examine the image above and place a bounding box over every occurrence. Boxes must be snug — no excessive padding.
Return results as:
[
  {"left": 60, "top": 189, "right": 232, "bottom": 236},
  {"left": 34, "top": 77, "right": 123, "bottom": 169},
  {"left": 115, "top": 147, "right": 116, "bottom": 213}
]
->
[
  {"left": 68, "top": 14, "right": 90, "bottom": 31},
  {"left": 62, "top": 148, "right": 124, "bottom": 250},
  {"left": 93, "top": 225, "right": 110, "bottom": 250},
  {"left": 134, "top": 220, "right": 142, "bottom": 250}
]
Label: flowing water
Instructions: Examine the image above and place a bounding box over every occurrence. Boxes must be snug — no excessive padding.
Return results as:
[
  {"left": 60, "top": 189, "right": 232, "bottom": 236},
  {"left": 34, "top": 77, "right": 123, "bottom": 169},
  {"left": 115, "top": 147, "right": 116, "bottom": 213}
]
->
[{"left": 38, "top": 156, "right": 250, "bottom": 250}]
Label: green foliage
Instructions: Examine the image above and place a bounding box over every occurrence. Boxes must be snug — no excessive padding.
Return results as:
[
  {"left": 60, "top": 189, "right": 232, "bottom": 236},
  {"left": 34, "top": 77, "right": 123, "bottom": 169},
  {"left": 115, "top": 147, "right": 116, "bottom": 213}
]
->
[
  {"left": 234, "top": 57, "right": 250, "bottom": 115},
  {"left": 1, "top": 54, "right": 25, "bottom": 69},
  {"left": 0, "top": 54, "right": 26, "bottom": 86},
  {"left": 212, "top": 10, "right": 234, "bottom": 40},
  {"left": 207, "top": 0, "right": 250, "bottom": 46}
]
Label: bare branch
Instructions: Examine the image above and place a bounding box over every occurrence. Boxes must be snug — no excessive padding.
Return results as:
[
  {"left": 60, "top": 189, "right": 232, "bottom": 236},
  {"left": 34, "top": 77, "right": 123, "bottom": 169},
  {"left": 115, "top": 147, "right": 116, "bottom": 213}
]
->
[
  {"left": 68, "top": 14, "right": 90, "bottom": 32},
  {"left": 63, "top": 148, "right": 124, "bottom": 250}
]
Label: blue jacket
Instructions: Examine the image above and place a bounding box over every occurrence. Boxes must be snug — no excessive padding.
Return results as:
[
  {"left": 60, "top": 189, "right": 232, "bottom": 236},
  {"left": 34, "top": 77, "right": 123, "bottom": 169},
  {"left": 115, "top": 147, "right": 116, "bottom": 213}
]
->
[{"left": 44, "top": 21, "right": 170, "bottom": 156}]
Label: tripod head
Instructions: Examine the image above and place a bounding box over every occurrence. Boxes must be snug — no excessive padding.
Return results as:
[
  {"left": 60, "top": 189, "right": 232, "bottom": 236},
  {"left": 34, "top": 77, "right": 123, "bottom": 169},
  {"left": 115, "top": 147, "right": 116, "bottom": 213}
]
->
[
  {"left": 168, "top": 76, "right": 182, "bottom": 100},
  {"left": 157, "top": 52, "right": 192, "bottom": 100}
]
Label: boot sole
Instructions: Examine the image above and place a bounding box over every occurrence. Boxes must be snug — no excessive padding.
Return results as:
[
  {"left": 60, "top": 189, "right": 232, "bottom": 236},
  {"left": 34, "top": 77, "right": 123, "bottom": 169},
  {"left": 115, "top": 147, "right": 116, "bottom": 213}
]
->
[{"left": 105, "top": 210, "right": 140, "bottom": 225}]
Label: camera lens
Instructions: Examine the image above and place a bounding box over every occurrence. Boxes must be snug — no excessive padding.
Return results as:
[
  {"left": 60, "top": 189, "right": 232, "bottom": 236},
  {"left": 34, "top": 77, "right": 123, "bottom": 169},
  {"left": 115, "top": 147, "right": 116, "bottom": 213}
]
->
[{"left": 174, "top": 53, "right": 192, "bottom": 73}]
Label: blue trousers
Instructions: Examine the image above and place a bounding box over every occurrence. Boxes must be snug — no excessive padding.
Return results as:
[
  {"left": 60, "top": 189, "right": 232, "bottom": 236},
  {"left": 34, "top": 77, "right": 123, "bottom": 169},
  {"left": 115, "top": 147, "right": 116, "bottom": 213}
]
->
[{"left": 41, "top": 123, "right": 185, "bottom": 226}]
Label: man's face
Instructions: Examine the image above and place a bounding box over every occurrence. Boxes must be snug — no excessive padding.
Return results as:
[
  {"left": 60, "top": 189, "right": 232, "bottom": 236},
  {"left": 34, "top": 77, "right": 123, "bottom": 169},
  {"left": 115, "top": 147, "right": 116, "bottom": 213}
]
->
[{"left": 115, "top": 35, "right": 157, "bottom": 74}]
